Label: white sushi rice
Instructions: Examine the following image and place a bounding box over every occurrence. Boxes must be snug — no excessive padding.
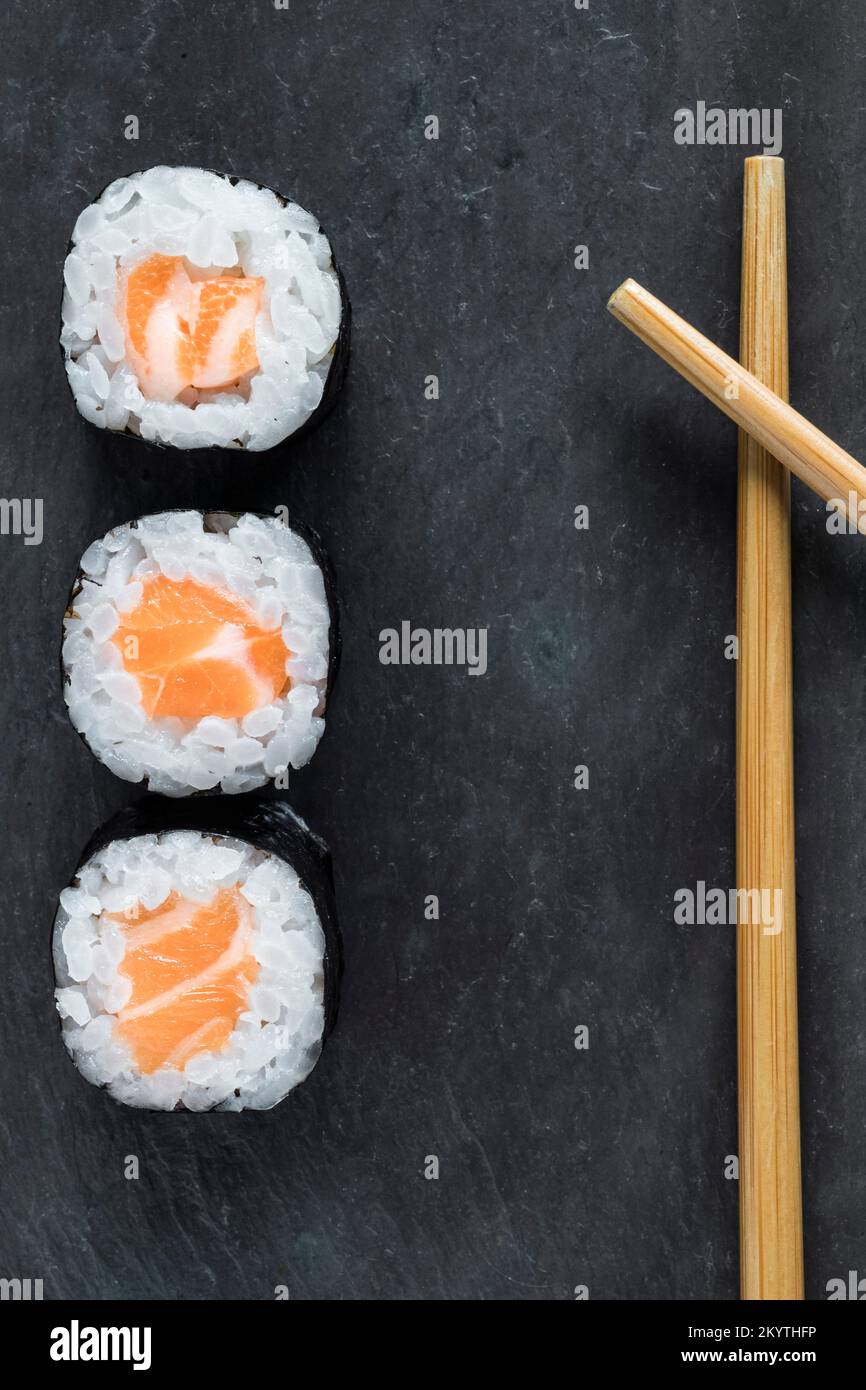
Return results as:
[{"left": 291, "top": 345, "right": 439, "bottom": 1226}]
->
[
  {"left": 53, "top": 831, "right": 327, "bottom": 1111},
  {"left": 60, "top": 166, "right": 342, "bottom": 451},
  {"left": 63, "top": 510, "right": 330, "bottom": 796}
]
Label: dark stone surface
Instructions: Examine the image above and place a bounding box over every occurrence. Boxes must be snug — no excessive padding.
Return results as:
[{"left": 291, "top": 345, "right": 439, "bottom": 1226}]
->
[{"left": 0, "top": 0, "right": 864, "bottom": 1300}]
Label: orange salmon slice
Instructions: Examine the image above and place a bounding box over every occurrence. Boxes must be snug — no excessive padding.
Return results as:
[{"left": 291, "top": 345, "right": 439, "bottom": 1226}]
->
[
  {"left": 190, "top": 278, "right": 263, "bottom": 389},
  {"left": 114, "top": 573, "right": 289, "bottom": 720},
  {"left": 118, "top": 253, "right": 264, "bottom": 402},
  {"left": 113, "top": 887, "right": 259, "bottom": 1075}
]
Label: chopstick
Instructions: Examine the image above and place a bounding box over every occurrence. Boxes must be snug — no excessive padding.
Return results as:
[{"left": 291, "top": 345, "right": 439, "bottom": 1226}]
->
[
  {"left": 608, "top": 278, "right": 866, "bottom": 531},
  {"left": 736, "top": 157, "right": 804, "bottom": 1301}
]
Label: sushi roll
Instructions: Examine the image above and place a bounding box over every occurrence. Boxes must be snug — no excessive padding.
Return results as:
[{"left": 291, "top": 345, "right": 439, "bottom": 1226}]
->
[
  {"left": 62, "top": 509, "right": 338, "bottom": 796},
  {"left": 60, "top": 166, "right": 349, "bottom": 452},
  {"left": 52, "top": 797, "right": 341, "bottom": 1112}
]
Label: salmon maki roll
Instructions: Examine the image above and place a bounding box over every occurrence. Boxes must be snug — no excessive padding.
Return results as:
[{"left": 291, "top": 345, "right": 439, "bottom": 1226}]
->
[
  {"left": 60, "top": 166, "right": 349, "bottom": 451},
  {"left": 52, "top": 798, "right": 340, "bottom": 1112},
  {"left": 62, "top": 510, "right": 337, "bottom": 795}
]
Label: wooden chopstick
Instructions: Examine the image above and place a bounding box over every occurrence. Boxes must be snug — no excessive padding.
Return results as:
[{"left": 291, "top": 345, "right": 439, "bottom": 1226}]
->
[
  {"left": 736, "top": 157, "right": 804, "bottom": 1301},
  {"left": 608, "top": 278, "right": 866, "bottom": 531}
]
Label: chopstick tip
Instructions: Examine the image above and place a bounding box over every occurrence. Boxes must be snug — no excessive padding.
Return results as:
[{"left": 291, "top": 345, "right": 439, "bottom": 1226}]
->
[
  {"left": 745, "top": 154, "right": 785, "bottom": 170},
  {"left": 607, "top": 278, "right": 639, "bottom": 319}
]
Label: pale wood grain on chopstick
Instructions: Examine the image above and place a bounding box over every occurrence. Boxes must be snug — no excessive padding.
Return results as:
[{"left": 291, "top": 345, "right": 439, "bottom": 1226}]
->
[{"left": 736, "top": 156, "right": 804, "bottom": 1302}]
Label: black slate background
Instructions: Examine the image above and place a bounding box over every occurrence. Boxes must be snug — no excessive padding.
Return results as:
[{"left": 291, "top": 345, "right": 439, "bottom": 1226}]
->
[{"left": 1, "top": 0, "right": 864, "bottom": 1301}]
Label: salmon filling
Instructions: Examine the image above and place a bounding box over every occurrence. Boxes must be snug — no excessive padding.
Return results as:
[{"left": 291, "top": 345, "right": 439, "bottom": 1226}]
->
[
  {"left": 113, "top": 888, "right": 259, "bottom": 1074},
  {"left": 119, "top": 252, "right": 264, "bottom": 402},
  {"left": 114, "top": 573, "right": 290, "bottom": 720}
]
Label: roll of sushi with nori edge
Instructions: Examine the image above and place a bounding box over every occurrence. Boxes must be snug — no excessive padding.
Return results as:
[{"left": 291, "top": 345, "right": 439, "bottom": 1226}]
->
[
  {"left": 52, "top": 796, "right": 341, "bottom": 1112},
  {"left": 60, "top": 166, "right": 349, "bottom": 451},
  {"left": 62, "top": 509, "right": 338, "bottom": 796}
]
